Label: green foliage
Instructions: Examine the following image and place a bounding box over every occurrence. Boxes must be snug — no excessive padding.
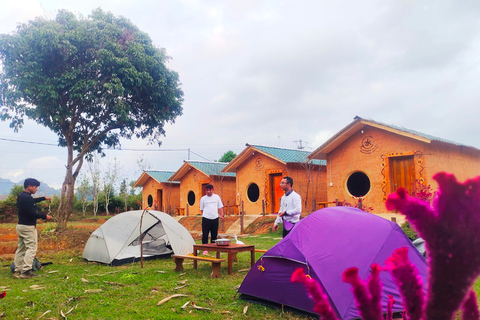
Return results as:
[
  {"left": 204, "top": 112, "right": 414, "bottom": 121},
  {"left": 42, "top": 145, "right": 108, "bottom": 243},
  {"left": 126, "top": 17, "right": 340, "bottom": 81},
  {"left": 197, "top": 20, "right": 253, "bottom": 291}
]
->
[
  {"left": 401, "top": 221, "right": 418, "bottom": 240},
  {"left": 218, "top": 150, "right": 237, "bottom": 163},
  {"left": 0, "top": 9, "right": 184, "bottom": 150}
]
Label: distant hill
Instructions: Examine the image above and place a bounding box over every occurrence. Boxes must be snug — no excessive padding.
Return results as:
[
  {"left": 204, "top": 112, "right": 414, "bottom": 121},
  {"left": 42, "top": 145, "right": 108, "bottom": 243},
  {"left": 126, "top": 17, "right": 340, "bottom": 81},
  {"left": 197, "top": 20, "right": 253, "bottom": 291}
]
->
[{"left": 0, "top": 178, "right": 59, "bottom": 197}]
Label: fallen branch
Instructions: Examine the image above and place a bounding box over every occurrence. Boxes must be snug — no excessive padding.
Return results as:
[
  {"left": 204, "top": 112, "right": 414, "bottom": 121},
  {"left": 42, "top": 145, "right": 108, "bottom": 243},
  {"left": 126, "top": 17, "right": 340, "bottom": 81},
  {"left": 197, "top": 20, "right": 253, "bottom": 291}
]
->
[{"left": 157, "top": 294, "right": 188, "bottom": 306}]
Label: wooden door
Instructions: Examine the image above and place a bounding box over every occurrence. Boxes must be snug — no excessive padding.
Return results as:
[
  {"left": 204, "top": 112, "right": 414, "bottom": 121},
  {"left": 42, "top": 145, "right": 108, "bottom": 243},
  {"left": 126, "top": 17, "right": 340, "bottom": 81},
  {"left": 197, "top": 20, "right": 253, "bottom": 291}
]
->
[
  {"left": 270, "top": 174, "right": 284, "bottom": 213},
  {"left": 389, "top": 156, "right": 415, "bottom": 194}
]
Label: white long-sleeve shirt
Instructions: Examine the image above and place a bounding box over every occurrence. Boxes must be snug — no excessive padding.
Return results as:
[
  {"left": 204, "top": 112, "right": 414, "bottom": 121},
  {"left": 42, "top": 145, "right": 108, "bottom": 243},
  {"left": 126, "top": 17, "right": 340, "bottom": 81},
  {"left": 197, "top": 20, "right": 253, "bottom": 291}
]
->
[{"left": 274, "top": 190, "right": 302, "bottom": 226}]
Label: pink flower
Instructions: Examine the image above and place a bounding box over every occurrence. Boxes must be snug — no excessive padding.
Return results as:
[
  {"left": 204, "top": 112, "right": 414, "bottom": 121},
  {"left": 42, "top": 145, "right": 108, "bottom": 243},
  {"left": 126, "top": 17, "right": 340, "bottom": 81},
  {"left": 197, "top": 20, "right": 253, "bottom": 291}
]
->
[
  {"left": 291, "top": 268, "right": 339, "bottom": 320},
  {"left": 386, "top": 172, "right": 480, "bottom": 320},
  {"left": 384, "top": 248, "right": 424, "bottom": 320},
  {"left": 461, "top": 290, "right": 479, "bottom": 320},
  {"left": 386, "top": 295, "right": 395, "bottom": 320},
  {"left": 342, "top": 265, "right": 382, "bottom": 320}
]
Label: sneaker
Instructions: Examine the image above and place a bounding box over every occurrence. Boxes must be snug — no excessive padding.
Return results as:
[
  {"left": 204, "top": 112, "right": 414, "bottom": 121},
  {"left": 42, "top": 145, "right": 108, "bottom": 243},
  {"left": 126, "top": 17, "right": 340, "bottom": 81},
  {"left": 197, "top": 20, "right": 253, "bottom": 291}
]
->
[
  {"left": 12, "top": 271, "right": 21, "bottom": 279},
  {"left": 19, "top": 270, "right": 38, "bottom": 279}
]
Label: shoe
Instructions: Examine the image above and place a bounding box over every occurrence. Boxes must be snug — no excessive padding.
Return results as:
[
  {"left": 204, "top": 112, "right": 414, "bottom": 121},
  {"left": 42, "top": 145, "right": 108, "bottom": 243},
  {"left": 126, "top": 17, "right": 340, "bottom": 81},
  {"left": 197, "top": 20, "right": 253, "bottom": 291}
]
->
[
  {"left": 19, "top": 270, "right": 38, "bottom": 279},
  {"left": 12, "top": 271, "right": 21, "bottom": 279}
]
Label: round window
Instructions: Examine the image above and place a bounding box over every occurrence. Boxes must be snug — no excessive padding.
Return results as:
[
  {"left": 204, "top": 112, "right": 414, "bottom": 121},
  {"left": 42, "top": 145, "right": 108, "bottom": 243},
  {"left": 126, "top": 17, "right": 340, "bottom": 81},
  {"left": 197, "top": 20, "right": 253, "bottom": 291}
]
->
[
  {"left": 147, "top": 195, "right": 153, "bottom": 207},
  {"left": 247, "top": 183, "right": 260, "bottom": 202},
  {"left": 187, "top": 191, "right": 196, "bottom": 206},
  {"left": 346, "top": 172, "right": 371, "bottom": 197}
]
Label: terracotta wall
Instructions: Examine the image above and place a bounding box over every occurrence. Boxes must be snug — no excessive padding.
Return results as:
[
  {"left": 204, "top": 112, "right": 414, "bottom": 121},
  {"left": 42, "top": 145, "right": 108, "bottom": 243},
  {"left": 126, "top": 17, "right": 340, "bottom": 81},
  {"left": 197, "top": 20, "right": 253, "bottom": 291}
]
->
[
  {"left": 325, "top": 126, "right": 480, "bottom": 213},
  {"left": 178, "top": 169, "right": 236, "bottom": 216},
  {"left": 235, "top": 152, "right": 327, "bottom": 215},
  {"left": 141, "top": 177, "right": 180, "bottom": 214}
]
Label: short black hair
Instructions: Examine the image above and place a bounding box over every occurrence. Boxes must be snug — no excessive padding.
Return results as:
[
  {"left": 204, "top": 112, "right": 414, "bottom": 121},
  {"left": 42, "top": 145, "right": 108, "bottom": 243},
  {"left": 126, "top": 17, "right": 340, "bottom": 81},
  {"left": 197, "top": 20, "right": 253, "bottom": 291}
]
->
[
  {"left": 24, "top": 178, "right": 40, "bottom": 189},
  {"left": 205, "top": 184, "right": 214, "bottom": 190},
  {"left": 283, "top": 176, "right": 293, "bottom": 187}
]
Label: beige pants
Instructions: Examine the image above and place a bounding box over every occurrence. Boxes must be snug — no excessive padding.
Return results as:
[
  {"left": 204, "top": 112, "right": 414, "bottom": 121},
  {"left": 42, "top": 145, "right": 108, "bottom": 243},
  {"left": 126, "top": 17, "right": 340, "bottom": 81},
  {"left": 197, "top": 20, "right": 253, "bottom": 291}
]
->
[{"left": 14, "top": 225, "right": 38, "bottom": 273}]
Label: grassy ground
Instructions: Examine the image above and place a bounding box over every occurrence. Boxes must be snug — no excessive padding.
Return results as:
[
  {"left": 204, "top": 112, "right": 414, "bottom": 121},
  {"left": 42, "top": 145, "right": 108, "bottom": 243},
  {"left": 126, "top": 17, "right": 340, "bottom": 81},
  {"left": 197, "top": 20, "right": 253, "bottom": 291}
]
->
[
  {"left": 0, "top": 229, "right": 314, "bottom": 320},
  {"left": 2, "top": 226, "right": 480, "bottom": 319}
]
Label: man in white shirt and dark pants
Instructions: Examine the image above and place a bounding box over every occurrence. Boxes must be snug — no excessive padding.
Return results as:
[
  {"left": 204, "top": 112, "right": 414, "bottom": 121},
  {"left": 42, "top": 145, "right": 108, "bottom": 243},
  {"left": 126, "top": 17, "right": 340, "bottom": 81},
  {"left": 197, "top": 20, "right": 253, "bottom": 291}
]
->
[
  {"left": 272, "top": 176, "right": 302, "bottom": 238},
  {"left": 200, "top": 184, "right": 224, "bottom": 244}
]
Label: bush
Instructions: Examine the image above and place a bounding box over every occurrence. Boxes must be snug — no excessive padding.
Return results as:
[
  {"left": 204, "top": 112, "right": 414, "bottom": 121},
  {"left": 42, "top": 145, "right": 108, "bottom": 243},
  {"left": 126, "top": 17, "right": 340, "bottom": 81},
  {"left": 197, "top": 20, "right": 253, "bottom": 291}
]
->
[{"left": 401, "top": 221, "right": 418, "bottom": 240}]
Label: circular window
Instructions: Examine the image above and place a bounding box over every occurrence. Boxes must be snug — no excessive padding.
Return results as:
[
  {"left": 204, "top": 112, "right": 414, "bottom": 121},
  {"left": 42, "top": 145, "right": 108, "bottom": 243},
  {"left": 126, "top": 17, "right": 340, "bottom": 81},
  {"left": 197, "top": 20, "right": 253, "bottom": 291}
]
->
[
  {"left": 187, "top": 191, "right": 196, "bottom": 206},
  {"left": 247, "top": 183, "right": 260, "bottom": 202},
  {"left": 346, "top": 172, "right": 371, "bottom": 197},
  {"left": 147, "top": 195, "right": 153, "bottom": 207}
]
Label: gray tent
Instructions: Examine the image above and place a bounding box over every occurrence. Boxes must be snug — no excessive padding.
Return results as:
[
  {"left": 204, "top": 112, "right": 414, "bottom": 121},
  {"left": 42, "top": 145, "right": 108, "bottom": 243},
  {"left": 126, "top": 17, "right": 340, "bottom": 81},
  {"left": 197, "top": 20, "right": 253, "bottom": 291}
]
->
[{"left": 82, "top": 210, "right": 195, "bottom": 265}]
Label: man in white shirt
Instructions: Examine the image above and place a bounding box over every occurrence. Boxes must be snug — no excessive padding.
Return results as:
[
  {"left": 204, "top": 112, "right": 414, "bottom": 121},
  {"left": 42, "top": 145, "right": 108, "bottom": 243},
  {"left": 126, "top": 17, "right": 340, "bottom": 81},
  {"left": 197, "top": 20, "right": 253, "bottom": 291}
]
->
[
  {"left": 273, "top": 176, "right": 302, "bottom": 237},
  {"left": 200, "top": 184, "right": 224, "bottom": 244}
]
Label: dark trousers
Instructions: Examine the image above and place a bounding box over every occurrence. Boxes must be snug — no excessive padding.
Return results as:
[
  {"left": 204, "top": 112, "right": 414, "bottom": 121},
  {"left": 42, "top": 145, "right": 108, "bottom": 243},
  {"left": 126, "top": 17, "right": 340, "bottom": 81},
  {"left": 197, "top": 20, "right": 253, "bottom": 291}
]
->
[
  {"left": 202, "top": 217, "right": 219, "bottom": 244},
  {"left": 283, "top": 224, "right": 295, "bottom": 238}
]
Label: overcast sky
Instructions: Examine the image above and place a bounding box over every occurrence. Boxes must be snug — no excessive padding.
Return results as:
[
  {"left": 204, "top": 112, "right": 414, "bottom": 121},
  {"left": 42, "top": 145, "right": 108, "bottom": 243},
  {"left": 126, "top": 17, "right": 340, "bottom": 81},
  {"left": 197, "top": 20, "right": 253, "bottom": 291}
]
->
[{"left": 1, "top": 0, "right": 480, "bottom": 190}]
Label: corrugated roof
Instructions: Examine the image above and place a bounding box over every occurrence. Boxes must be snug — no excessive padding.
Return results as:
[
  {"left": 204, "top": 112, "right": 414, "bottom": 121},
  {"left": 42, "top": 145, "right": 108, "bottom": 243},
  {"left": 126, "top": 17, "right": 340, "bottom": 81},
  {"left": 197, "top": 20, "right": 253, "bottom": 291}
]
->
[
  {"left": 145, "top": 171, "right": 179, "bottom": 183},
  {"left": 308, "top": 116, "right": 480, "bottom": 160},
  {"left": 356, "top": 116, "right": 476, "bottom": 148},
  {"left": 132, "top": 170, "right": 179, "bottom": 188},
  {"left": 187, "top": 161, "right": 236, "bottom": 177},
  {"left": 252, "top": 145, "right": 326, "bottom": 165}
]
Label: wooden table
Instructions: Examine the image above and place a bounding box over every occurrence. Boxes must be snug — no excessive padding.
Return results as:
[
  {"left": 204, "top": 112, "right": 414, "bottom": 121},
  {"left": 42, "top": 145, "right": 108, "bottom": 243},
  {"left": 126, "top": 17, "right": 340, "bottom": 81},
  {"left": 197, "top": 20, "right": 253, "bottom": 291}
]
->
[{"left": 193, "top": 243, "right": 255, "bottom": 275}]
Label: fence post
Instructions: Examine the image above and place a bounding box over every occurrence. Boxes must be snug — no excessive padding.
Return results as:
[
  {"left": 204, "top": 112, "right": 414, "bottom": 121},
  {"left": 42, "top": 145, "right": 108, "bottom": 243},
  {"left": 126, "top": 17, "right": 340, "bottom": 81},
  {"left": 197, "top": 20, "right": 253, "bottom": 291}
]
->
[
  {"left": 227, "top": 201, "right": 230, "bottom": 216},
  {"left": 187, "top": 205, "right": 189, "bottom": 217},
  {"left": 262, "top": 200, "right": 265, "bottom": 216},
  {"left": 312, "top": 199, "right": 316, "bottom": 212},
  {"left": 240, "top": 201, "right": 244, "bottom": 234}
]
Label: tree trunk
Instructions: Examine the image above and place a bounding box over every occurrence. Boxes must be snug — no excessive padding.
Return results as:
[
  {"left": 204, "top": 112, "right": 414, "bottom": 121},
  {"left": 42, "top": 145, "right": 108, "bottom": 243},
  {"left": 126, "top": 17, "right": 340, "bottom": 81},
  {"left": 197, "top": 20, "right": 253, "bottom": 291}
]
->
[{"left": 57, "top": 167, "right": 75, "bottom": 230}]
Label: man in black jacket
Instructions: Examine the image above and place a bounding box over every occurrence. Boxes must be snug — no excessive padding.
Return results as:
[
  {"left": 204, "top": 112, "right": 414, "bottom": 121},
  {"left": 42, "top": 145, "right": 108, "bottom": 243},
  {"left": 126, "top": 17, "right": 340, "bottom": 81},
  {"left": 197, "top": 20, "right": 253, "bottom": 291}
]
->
[{"left": 13, "top": 178, "right": 52, "bottom": 279}]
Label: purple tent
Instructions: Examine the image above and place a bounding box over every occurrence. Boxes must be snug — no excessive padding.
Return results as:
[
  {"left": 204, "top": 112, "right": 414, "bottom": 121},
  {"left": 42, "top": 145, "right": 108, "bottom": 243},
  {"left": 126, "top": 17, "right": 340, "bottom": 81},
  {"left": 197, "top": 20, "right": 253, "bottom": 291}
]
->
[{"left": 238, "top": 207, "right": 428, "bottom": 319}]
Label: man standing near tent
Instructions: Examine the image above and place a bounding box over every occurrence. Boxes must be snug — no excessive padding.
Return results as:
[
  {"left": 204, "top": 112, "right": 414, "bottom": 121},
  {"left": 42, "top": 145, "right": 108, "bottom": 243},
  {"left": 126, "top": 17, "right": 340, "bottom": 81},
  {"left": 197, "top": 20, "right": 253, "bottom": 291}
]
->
[
  {"left": 13, "top": 178, "right": 52, "bottom": 279},
  {"left": 200, "top": 184, "right": 224, "bottom": 244},
  {"left": 273, "top": 176, "right": 301, "bottom": 237}
]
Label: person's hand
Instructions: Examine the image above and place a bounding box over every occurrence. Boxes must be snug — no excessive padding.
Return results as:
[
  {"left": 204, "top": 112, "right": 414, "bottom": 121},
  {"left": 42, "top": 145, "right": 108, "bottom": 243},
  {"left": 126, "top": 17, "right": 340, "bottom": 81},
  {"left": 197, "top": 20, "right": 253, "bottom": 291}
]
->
[
  {"left": 220, "top": 215, "right": 225, "bottom": 221},
  {"left": 45, "top": 197, "right": 52, "bottom": 201},
  {"left": 278, "top": 211, "right": 285, "bottom": 217},
  {"left": 46, "top": 214, "right": 53, "bottom": 221},
  {"left": 272, "top": 224, "right": 278, "bottom": 231}
]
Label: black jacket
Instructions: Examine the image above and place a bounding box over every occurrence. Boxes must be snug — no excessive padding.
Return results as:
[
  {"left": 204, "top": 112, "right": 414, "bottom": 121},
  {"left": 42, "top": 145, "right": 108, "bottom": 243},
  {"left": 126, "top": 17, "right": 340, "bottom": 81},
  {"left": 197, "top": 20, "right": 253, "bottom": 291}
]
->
[{"left": 17, "top": 191, "right": 47, "bottom": 226}]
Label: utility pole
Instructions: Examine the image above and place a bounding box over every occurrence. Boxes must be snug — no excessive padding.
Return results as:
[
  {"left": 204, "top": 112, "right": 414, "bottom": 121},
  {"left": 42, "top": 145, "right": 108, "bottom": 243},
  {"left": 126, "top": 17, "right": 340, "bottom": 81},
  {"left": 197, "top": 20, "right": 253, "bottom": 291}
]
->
[{"left": 294, "top": 139, "right": 308, "bottom": 150}]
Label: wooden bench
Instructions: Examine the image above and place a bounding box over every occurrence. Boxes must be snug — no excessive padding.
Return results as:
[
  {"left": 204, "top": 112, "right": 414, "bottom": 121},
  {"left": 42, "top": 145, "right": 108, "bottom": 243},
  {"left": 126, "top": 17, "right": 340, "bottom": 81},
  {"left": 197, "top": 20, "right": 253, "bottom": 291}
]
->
[{"left": 172, "top": 254, "right": 225, "bottom": 279}]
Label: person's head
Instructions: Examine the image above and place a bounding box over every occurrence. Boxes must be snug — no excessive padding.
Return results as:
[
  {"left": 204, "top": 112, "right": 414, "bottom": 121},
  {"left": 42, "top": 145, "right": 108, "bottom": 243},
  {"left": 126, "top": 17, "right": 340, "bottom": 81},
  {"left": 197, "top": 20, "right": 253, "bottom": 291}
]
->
[
  {"left": 205, "top": 184, "right": 214, "bottom": 196},
  {"left": 24, "top": 178, "right": 40, "bottom": 194},
  {"left": 280, "top": 176, "right": 293, "bottom": 192}
]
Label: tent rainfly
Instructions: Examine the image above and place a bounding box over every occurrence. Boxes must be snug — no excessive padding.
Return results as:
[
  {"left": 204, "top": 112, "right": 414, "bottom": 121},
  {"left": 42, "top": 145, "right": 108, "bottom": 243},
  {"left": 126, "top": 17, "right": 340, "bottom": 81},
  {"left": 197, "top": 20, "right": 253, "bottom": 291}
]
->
[
  {"left": 82, "top": 210, "right": 195, "bottom": 265},
  {"left": 238, "top": 207, "right": 428, "bottom": 319}
]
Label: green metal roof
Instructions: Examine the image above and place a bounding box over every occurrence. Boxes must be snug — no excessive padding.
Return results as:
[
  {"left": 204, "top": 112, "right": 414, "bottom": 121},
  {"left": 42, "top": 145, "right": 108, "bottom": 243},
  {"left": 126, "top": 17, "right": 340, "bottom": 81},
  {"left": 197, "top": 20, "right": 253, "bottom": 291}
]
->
[
  {"left": 145, "top": 171, "right": 179, "bottom": 183},
  {"left": 187, "top": 161, "right": 236, "bottom": 177},
  {"left": 251, "top": 145, "right": 326, "bottom": 165}
]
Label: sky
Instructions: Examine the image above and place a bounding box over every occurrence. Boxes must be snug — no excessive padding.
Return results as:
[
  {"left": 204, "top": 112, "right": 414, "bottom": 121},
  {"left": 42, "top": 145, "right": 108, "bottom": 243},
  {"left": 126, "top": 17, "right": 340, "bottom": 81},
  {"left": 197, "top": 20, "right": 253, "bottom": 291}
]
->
[{"left": 1, "top": 0, "right": 480, "bottom": 190}]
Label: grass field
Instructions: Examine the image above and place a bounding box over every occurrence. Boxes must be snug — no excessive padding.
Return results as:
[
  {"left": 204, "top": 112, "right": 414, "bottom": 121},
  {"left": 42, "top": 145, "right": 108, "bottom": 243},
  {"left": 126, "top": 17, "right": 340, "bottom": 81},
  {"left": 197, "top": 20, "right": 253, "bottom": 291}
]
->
[
  {"left": 1, "top": 227, "right": 479, "bottom": 319},
  {"left": 0, "top": 229, "right": 315, "bottom": 320}
]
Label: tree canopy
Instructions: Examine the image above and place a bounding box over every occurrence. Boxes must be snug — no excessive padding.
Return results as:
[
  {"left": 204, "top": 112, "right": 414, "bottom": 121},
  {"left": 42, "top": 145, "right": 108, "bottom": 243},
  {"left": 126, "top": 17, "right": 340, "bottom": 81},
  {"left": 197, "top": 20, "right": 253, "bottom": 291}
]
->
[
  {"left": 218, "top": 150, "right": 237, "bottom": 163},
  {"left": 0, "top": 9, "right": 184, "bottom": 229}
]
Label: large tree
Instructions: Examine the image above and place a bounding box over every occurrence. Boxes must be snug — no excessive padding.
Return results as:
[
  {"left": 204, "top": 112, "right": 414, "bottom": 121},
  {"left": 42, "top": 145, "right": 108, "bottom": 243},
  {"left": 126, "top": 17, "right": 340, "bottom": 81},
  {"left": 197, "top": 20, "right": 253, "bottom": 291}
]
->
[{"left": 0, "top": 9, "right": 184, "bottom": 229}]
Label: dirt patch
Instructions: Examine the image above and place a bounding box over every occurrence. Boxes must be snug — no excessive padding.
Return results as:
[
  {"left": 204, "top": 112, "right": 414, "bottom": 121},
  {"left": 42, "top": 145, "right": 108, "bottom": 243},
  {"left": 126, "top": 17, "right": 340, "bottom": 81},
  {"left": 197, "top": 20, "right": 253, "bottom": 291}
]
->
[
  {"left": 244, "top": 216, "right": 277, "bottom": 234},
  {"left": 0, "top": 215, "right": 274, "bottom": 257},
  {"left": 177, "top": 216, "right": 240, "bottom": 232}
]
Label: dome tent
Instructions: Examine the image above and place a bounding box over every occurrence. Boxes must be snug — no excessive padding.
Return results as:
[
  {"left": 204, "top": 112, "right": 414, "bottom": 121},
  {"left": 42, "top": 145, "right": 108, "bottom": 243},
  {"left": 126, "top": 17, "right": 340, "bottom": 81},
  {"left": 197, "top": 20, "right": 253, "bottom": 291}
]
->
[
  {"left": 238, "top": 207, "right": 428, "bottom": 319},
  {"left": 82, "top": 210, "right": 195, "bottom": 265}
]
